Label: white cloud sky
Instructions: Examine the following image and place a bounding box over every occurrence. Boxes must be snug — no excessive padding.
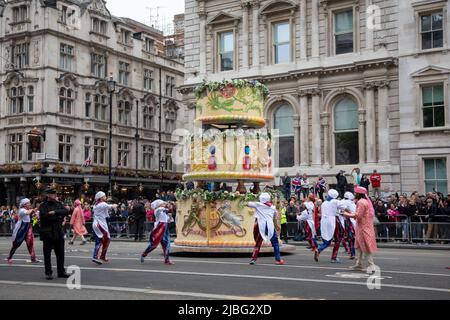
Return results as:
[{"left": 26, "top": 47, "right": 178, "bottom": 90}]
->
[{"left": 105, "top": 0, "right": 185, "bottom": 33}]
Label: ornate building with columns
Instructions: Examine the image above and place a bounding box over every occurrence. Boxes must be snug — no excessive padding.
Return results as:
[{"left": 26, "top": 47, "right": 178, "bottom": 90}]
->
[
  {"left": 0, "top": 0, "right": 186, "bottom": 205},
  {"left": 181, "top": 0, "right": 401, "bottom": 193}
]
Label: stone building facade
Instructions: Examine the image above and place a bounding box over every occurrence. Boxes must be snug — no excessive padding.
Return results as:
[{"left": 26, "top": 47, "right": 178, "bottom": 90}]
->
[
  {"left": 181, "top": 0, "right": 402, "bottom": 193},
  {"left": 0, "top": 0, "right": 186, "bottom": 204},
  {"left": 397, "top": 0, "right": 450, "bottom": 195}
]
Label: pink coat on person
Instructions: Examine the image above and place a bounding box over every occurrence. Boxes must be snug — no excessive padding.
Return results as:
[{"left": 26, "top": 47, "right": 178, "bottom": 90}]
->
[
  {"left": 70, "top": 206, "right": 88, "bottom": 236},
  {"left": 354, "top": 198, "right": 378, "bottom": 254}
]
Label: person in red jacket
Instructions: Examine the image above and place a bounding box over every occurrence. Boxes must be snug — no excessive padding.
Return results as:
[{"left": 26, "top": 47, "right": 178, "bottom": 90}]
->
[{"left": 370, "top": 170, "right": 382, "bottom": 199}]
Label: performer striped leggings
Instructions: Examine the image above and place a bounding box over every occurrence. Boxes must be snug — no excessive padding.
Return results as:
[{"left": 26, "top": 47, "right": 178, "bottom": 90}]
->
[
  {"left": 92, "top": 225, "right": 110, "bottom": 260},
  {"left": 251, "top": 223, "right": 281, "bottom": 262},
  {"left": 142, "top": 222, "right": 171, "bottom": 263}
]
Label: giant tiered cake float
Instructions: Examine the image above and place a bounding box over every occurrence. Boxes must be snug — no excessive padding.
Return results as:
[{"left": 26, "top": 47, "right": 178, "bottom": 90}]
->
[{"left": 173, "top": 80, "right": 295, "bottom": 253}]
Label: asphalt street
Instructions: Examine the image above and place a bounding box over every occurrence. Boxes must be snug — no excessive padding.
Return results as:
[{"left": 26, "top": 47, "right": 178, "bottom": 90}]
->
[{"left": 0, "top": 239, "right": 449, "bottom": 300}]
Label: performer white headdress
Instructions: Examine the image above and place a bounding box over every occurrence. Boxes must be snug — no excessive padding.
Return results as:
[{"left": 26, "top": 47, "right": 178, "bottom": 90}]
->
[
  {"left": 327, "top": 189, "right": 339, "bottom": 199},
  {"left": 95, "top": 191, "right": 106, "bottom": 202},
  {"left": 344, "top": 192, "right": 355, "bottom": 200},
  {"left": 151, "top": 200, "right": 166, "bottom": 210},
  {"left": 20, "top": 198, "right": 31, "bottom": 208}
]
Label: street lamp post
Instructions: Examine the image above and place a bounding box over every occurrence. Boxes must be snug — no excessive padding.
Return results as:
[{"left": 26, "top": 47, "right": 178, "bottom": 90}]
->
[
  {"left": 107, "top": 76, "right": 116, "bottom": 198},
  {"left": 160, "top": 159, "right": 166, "bottom": 193}
]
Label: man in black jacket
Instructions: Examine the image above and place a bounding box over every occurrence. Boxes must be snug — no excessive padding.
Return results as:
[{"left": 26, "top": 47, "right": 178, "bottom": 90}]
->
[
  {"left": 39, "top": 187, "right": 70, "bottom": 280},
  {"left": 132, "top": 198, "right": 146, "bottom": 241},
  {"left": 336, "top": 171, "right": 348, "bottom": 199}
]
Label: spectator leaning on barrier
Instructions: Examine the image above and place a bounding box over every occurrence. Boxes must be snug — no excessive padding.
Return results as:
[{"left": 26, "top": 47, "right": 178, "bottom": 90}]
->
[
  {"left": 374, "top": 200, "right": 388, "bottom": 239},
  {"left": 280, "top": 201, "right": 288, "bottom": 244},
  {"left": 425, "top": 197, "right": 438, "bottom": 243}
]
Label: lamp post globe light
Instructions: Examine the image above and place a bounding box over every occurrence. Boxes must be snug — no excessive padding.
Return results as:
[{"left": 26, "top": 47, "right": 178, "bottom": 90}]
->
[{"left": 107, "top": 76, "right": 116, "bottom": 198}]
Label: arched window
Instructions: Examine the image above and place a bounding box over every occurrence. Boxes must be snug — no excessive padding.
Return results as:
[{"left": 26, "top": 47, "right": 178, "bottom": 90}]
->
[
  {"left": 59, "top": 87, "right": 74, "bottom": 114},
  {"left": 118, "top": 99, "right": 132, "bottom": 125},
  {"left": 273, "top": 103, "right": 294, "bottom": 167},
  {"left": 334, "top": 96, "right": 359, "bottom": 165},
  {"left": 143, "top": 106, "right": 154, "bottom": 129}
]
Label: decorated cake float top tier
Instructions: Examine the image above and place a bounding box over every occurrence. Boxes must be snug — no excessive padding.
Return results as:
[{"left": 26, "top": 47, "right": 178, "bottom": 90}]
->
[{"left": 194, "top": 79, "right": 269, "bottom": 128}]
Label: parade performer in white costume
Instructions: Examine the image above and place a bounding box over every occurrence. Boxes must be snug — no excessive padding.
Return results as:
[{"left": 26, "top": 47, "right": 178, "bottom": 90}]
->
[
  {"left": 246, "top": 193, "right": 285, "bottom": 265},
  {"left": 6, "top": 198, "right": 39, "bottom": 264},
  {"left": 314, "top": 189, "right": 346, "bottom": 263},
  {"left": 140, "top": 199, "right": 174, "bottom": 265},
  {"left": 92, "top": 192, "right": 117, "bottom": 265},
  {"left": 297, "top": 194, "right": 318, "bottom": 253},
  {"left": 341, "top": 192, "right": 357, "bottom": 259}
]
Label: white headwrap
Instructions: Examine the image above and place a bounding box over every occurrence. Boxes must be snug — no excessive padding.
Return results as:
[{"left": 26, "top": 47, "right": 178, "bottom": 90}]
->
[
  {"left": 20, "top": 198, "right": 31, "bottom": 208},
  {"left": 95, "top": 191, "right": 106, "bottom": 202},
  {"left": 151, "top": 199, "right": 165, "bottom": 210},
  {"left": 344, "top": 192, "right": 355, "bottom": 200},
  {"left": 259, "top": 192, "right": 271, "bottom": 204},
  {"left": 327, "top": 189, "right": 339, "bottom": 199}
]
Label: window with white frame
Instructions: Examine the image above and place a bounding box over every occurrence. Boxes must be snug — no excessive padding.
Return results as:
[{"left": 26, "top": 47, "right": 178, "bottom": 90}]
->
[
  {"left": 334, "top": 9, "right": 354, "bottom": 54},
  {"left": 8, "top": 134, "right": 23, "bottom": 163},
  {"left": 143, "top": 106, "right": 154, "bottom": 129},
  {"left": 273, "top": 104, "right": 294, "bottom": 168},
  {"left": 59, "top": 87, "right": 74, "bottom": 115},
  {"left": 118, "top": 100, "right": 132, "bottom": 125},
  {"left": 27, "top": 86, "right": 34, "bottom": 113},
  {"left": 9, "top": 86, "right": 24, "bottom": 114},
  {"left": 118, "top": 142, "right": 130, "bottom": 167},
  {"left": 144, "top": 69, "right": 153, "bottom": 91},
  {"left": 143, "top": 145, "right": 154, "bottom": 169},
  {"left": 85, "top": 93, "right": 91, "bottom": 117},
  {"left": 84, "top": 137, "right": 91, "bottom": 163},
  {"left": 11, "top": 43, "right": 29, "bottom": 69},
  {"left": 422, "top": 84, "right": 445, "bottom": 128},
  {"left": 420, "top": 11, "right": 443, "bottom": 50},
  {"left": 94, "top": 94, "right": 108, "bottom": 121},
  {"left": 273, "top": 21, "right": 290, "bottom": 64},
  {"left": 424, "top": 158, "right": 448, "bottom": 194},
  {"left": 60, "top": 44, "right": 74, "bottom": 71},
  {"left": 165, "top": 110, "right": 176, "bottom": 133},
  {"left": 58, "top": 134, "right": 72, "bottom": 163},
  {"left": 165, "top": 148, "right": 173, "bottom": 171},
  {"left": 145, "top": 38, "right": 155, "bottom": 52},
  {"left": 12, "top": 5, "right": 28, "bottom": 23},
  {"left": 119, "top": 62, "right": 131, "bottom": 85},
  {"left": 334, "top": 97, "right": 359, "bottom": 165},
  {"left": 93, "top": 138, "right": 106, "bottom": 165},
  {"left": 218, "top": 31, "right": 234, "bottom": 71},
  {"left": 91, "top": 53, "right": 106, "bottom": 78},
  {"left": 165, "top": 76, "right": 175, "bottom": 97},
  {"left": 92, "top": 18, "right": 107, "bottom": 34},
  {"left": 121, "top": 30, "right": 132, "bottom": 45}
]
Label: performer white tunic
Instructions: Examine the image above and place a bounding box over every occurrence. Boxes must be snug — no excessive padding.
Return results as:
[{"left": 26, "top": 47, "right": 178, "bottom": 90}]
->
[
  {"left": 247, "top": 202, "right": 276, "bottom": 243},
  {"left": 154, "top": 207, "right": 172, "bottom": 229},
  {"left": 320, "top": 199, "right": 346, "bottom": 242},
  {"left": 92, "top": 202, "right": 112, "bottom": 239},
  {"left": 297, "top": 201, "right": 316, "bottom": 237},
  {"left": 341, "top": 199, "right": 357, "bottom": 229},
  {"left": 11, "top": 208, "right": 31, "bottom": 242}
]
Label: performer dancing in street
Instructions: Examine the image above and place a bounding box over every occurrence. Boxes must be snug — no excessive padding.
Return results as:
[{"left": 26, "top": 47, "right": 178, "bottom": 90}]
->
[
  {"left": 140, "top": 199, "right": 174, "bottom": 265},
  {"left": 341, "top": 186, "right": 378, "bottom": 272},
  {"left": 341, "top": 192, "right": 357, "bottom": 259},
  {"left": 314, "top": 189, "right": 346, "bottom": 263},
  {"left": 297, "top": 194, "right": 318, "bottom": 253},
  {"left": 92, "top": 192, "right": 117, "bottom": 265},
  {"left": 6, "top": 198, "right": 40, "bottom": 264},
  {"left": 247, "top": 193, "right": 285, "bottom": 265}
]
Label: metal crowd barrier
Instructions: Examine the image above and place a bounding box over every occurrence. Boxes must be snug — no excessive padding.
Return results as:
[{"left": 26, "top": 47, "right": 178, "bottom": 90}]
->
[{"left": 0, "top": 216, "right": 448, "bottom": 243}]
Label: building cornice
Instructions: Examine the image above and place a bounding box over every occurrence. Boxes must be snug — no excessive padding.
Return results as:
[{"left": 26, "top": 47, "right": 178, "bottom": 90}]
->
[{"left": 0, "top": 28, "right": 184, "bottom": 76}]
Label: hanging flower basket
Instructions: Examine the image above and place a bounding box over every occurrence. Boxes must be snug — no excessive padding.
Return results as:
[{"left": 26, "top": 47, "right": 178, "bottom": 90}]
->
[
  {"left": 53, "top": 164, "right": 65, "bottom": 174},
  {"left": 31, "top": 162, "right": 44, "bottom": 173},
  {"left": 68, "top": 165, "right": 81, "bottom": 174}
]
